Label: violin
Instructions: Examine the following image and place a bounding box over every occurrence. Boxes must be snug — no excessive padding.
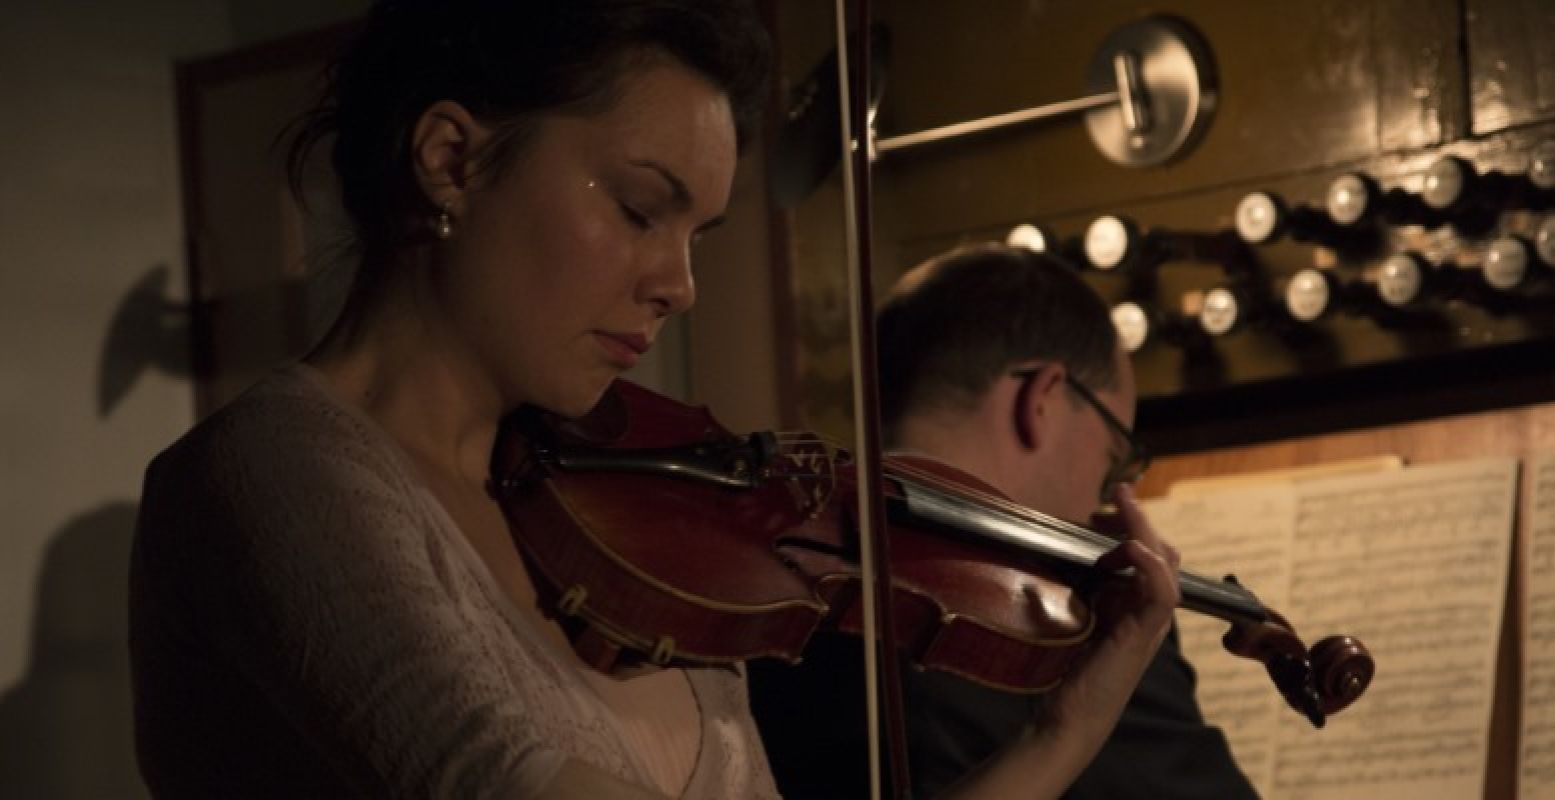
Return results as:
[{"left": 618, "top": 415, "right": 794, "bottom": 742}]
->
[{"left": 490, "top": 378, "right": 1373, "bottom": 728}]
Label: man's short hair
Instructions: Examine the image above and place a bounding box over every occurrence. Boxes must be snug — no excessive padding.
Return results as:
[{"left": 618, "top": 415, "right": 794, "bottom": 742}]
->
[{"left": 877, "top": 243, "right": 1119, "bottom": 436}]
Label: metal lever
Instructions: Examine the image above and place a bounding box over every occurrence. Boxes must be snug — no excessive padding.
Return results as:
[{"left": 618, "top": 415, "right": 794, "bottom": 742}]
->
[
  {"left": 1114, "top": 50, "right": 1150, "bottom": 135},
  {"left": 873, "top": 17, "right": 1215, "bottom": 167},
  {"left": 876, "top": 89, "right": 1123, "bottom": 155}
]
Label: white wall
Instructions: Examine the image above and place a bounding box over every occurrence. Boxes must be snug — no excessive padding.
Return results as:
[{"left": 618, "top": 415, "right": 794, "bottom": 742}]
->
[
  {"left": 0, "top": 1, "right": 359, "bottom": 795},
  {"left": 226, "top": 0, "right": 364, "bottom": 44}
]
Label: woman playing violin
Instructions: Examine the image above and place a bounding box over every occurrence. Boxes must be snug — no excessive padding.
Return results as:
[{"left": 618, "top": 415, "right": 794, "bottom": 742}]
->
[{"left": 129, "top": 1, "right": 1180, "bottom": 796}]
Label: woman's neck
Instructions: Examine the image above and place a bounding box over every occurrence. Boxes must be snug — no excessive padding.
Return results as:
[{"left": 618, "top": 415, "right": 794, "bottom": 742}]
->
[{"left": 306, "top": 283, "right": 504, "bottom": 488}]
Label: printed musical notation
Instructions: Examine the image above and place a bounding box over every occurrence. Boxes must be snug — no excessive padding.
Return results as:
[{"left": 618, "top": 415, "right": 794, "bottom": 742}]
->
[
  {"left": 1146, "top": 458, "right": 1518, "bottom": 800},
  {"left": 1523, "top": 452, "right": 1555, "bottom": 799},
  {"left": 1143, "top": 486, "right": 1295, "bottom": 784}
]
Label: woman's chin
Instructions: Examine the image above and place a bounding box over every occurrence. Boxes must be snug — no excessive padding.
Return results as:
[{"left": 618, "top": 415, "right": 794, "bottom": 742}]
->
[{"left": 544, "top": 376, "right": 618, "bottom": 420}]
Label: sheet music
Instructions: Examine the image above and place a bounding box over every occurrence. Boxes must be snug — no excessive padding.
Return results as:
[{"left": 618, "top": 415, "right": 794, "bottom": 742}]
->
[
  {"left": 1274, "top": 459, "right": 1515, "bottom": 800},
  {"left": 1523, "top": 451, "right": 1555, "bottom": 799},
  {"left": 1143, "top": 485, "right": 1295, "bottom": 789},
  {"left": 1146, "top": 458, "right": 1517, "bottom": 800}
]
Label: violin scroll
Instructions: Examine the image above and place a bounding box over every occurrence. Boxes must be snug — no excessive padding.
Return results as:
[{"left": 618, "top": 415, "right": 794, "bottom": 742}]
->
[
  {"left": 1221, "top": 608, "right": 1373, "bottom": 728},
  {"left": 1310, "top": 634, "right": 1374, "bottom": 716}
]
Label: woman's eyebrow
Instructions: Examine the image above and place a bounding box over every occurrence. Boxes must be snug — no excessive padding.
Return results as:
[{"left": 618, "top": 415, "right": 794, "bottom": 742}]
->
[
  {"left": 628, "top": 159, "right": 692, "bottom": 210},
  {"left": 630, "top": 158, "right": 726, "bottom": 232}
]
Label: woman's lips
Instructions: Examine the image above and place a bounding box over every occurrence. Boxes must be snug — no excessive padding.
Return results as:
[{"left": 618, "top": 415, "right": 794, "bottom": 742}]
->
[{"left": 595, "top": 331, "right": 650, "bottom": 369}]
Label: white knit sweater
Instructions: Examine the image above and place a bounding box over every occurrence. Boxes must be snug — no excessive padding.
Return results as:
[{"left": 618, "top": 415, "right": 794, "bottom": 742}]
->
[{"left": 130, "top": 365, "right": 778, "bottom": 798}]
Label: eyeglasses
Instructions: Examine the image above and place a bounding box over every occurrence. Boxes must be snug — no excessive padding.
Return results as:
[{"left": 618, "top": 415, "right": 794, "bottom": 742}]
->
[{"left": 1010, "top": 366, "right": 1151, "bottom": 500}]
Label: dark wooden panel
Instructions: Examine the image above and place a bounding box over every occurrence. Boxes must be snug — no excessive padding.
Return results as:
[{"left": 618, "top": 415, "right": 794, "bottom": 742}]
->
[
  {"left": 1468, "top": 0, "right": 1555, "bottom": 134},
  {"left": 901, "top": 120, "right": 1555, "bottom": 438},
  {"left": 875, "top": 0, "right": 1392, "bottom": 242},
  {"left": 774, "top": 1, "right": 1555, "bottom": 452},
  {"left": 776, "top": 2, "right": 860, "bottom": 437},
  {"left": 894, "top": 121, "right": 1555, "bottom": 453},
  {"left": 1377, "top": 0, "right": 1466, "bottom": 149}
]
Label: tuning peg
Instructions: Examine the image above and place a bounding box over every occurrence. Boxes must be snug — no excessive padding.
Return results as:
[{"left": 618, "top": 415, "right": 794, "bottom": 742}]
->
[
  {"left": 1235, "top": 191, "right": 1352, "bottom": 246},
  {"left": 1418, "top": 155, "right": 1541, "bottom": 233},
  {"left": 1006, "top": 223, "right": 1091, "bottom": 268},
  {"left": 1534, "top": 213, "right": 1555, "bottom": 268},
  {"left": 1325, "top": 172, "right": 1439, "bottom": 229},
  {"left": 1085, "top": 214, "right": 1255, "bottom": 276},
  {"left": 1420, "top": 156, "right": 1477, "bottom": 214},
  {"left": 1280, "top": 263, "right": 1440, "bottom": 324},
  {"left": 1006, "top": 223, "right": 1056, "bottom": 254},
  {"left": 1084, "top": 215, "right": 1142, "bottom": 271},
  {"left": 1111, "top": 300, "right": 1212, "bottom": 354},
  {"left": 1530, "top": 140, "right": 1555, "bottom": 194},
  {"left": 1282, "top": 268, "right": 1343, "bottom": 323},
  {"left": 1480, "top": 236, "right": 1536, "bottom": 293},
  {"left": 1371, "top": 252, "right": 1453, "bottom": 309},
  {"left": 1437, "top": 233, "right": 1554, "bottom": 313},
  {"left": 1198, "top": 284, "right": 1256, "bottom": 337}
]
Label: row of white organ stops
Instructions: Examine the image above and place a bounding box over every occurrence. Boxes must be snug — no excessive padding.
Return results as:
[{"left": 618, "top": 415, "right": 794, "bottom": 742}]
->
[{"left": 1007, "top": 139, "right": 1555, "bottom": 353}]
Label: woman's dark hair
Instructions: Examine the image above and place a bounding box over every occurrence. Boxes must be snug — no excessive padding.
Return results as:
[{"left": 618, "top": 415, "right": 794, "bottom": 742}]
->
[
  {"left": 287, "top": 0, "right": 771, "bottom": 266},
  {"left": 876, "top": 244, "right": 1120, "bottom": 438}
]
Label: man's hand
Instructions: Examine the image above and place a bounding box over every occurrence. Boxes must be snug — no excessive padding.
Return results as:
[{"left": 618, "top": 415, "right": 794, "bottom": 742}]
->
[{"left": 1041, "top": 485, "right": 1181, "bottom": 738}]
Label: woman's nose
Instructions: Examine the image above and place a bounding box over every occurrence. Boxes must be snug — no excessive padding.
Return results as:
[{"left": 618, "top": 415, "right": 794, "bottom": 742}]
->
[{"left": 641, "top": 241, "right": 697, "bottom": 317}]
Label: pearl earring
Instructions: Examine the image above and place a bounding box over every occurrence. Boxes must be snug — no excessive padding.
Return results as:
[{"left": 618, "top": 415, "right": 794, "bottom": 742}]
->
[{"left": 433, "top": 201, "right": 454, "bottom": 240}]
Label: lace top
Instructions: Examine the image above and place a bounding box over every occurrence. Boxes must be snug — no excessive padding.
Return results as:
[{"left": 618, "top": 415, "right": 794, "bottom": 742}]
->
[{"left": 130, "top": 366, "right": 780, "bottom": 798}]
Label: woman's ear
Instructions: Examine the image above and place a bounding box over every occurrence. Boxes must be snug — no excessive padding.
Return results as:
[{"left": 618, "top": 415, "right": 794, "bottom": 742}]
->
[
  {"left": 1012, "top": 364, "right": 1066, "bottom": 451},
  {"left": 410, "top": 100, "right": 489, "bottom": 211}
]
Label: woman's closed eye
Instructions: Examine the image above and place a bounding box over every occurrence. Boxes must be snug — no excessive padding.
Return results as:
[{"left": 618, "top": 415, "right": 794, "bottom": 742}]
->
[{"left": 617, "top": 201, "right": 653, "bottom": 231}]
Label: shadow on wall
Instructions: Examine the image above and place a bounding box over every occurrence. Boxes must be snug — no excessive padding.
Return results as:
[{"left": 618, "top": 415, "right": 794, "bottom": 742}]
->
[
  {"left": 0, "top": 502, "right": 147, "bottom": 798},
  {"left": 98, "top": 265, "right": 190, "bottom": 418}
]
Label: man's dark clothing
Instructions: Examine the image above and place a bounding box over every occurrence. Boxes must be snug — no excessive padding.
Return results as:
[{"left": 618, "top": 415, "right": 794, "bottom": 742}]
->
[{"left": 748, "top": 625, "right": 1258, "bottom": 798}]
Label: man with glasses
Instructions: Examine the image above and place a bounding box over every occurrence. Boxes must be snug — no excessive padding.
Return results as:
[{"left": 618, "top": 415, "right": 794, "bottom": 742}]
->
[
  {"left": 750, "top": 243, "right": 1254, "bottom": 798},
  {"left": 1007, "top": 365, "right": 1153, "bottom": 508}
]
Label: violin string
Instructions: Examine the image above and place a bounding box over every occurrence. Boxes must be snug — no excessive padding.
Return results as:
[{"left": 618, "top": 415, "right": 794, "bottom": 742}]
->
[
  {"left": 890, "top": 459, "right": 1116, "bottom": 550},
  {"left": 886, "top": 460, "right": 1255, "bottom": 613},
  {"left": 767, "top": 435, "right": 1176, "bottom": 550},
  {"left": 761, "top": 432, "right": 1254, "bottom": 612},
  {"left": 765, "top": 433, "right": 1111, "bottom": 550}
]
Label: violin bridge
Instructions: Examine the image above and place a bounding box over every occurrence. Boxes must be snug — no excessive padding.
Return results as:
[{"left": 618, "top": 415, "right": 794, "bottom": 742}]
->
[
  {"left": 557, "top": 585, "right": 588, "bottom": 617},
  {"left": 650, "top": 635, "right": 677, "bottom": 666}
]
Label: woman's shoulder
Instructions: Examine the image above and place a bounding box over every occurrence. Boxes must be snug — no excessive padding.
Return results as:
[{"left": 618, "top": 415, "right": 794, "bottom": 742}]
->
[
  {"left": 153, "top": 365, "right": 397, "bottom": 482},
  {"left": 135, "top": 364, "right": 449, "bottom": 601},
  {"left": 142, "top": 365, "right": 420, "bottom": 531}
]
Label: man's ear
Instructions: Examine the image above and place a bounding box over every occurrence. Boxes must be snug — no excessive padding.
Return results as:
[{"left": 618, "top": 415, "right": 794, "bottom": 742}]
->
[
  {"left": 1013, "top": 364, "right": 1066, "bottom": 451},
  {"left": 410, "top": 100, "right": 490, "bottom": 212}
]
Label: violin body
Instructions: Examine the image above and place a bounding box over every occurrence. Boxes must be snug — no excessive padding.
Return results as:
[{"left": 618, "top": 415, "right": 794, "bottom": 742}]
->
[
  {"left": 490, "top": 380, "right": 830, "bottom": 671},
  {"left": 782, "top": 452, "right": 1096, "bottom": 693},
  {"left": 490, "top": 379, "right": 1371, "bottom": 723}
]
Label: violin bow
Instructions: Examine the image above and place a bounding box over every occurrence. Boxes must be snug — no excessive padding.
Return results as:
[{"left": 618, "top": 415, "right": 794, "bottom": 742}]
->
[{"left": 830, "top": 0, "right": 913, "bottom": 796}]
